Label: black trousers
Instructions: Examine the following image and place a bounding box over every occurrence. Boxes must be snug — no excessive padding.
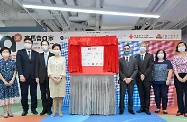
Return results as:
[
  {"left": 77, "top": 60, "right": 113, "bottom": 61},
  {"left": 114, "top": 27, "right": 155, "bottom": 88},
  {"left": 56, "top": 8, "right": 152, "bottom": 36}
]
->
[
  {"left": 174, "top": 73, "right": 187, "bottom": 114},
  {"left": 20, "top": 75, "right": 37, "bottom": 111},
  {"left": 136, "top": 78, "right": 151, "bottom": 110},
  {"left": 40, "top": 76, "right": 52, "bottom": 111},
  {"left": 152, "top": 83, "right": 169, "bottom": 110},
  {"left": 119, "top": 81, "right": 134, "bottom": 111}
]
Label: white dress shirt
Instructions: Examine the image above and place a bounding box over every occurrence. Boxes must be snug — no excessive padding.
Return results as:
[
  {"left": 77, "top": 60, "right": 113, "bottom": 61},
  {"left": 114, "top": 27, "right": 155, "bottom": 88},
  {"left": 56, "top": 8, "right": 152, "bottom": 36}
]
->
[{"left": 124, "top": 55, "right": 130, "bottom": 62}]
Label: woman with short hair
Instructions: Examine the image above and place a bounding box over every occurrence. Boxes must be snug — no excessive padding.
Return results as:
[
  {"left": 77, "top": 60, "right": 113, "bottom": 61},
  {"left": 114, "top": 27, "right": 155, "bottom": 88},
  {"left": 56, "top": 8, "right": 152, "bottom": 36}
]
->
[
  {"left": 0, "top": 47, "right": 20, "bottom": 118},
  {"left": 48, "top": 43, "right": 66, "bottom": 117},
  {"left": 152, "top": 49, "right": 172, "bottom": 114}
]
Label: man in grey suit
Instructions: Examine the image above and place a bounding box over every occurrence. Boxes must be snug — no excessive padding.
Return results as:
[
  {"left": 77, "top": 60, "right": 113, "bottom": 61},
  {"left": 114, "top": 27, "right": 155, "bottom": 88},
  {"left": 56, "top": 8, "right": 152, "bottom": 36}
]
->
[
  {"left": 135, "top": 42, "right": 154, "bottom": 115},
  {"left": 119, "top": 45, "right": 138, "bottom": 115}
]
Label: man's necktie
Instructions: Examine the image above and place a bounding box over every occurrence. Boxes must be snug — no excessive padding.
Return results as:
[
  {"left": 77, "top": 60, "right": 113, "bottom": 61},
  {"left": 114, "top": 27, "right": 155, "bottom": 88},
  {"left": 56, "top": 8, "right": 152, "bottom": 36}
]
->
[
  {"left": 28, "top": 51, "right": 31, "bottom": 59},
  {"left": 125, "top": 57, "right": 129, "bottom": 67},
  {"left": 141, "top": 55, "right": 144, "bottom": 64}
]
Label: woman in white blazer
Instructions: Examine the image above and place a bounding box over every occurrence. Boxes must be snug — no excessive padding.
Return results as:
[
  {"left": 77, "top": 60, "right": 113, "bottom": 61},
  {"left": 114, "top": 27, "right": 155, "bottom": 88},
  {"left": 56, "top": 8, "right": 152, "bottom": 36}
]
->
[{"left": 48, "top": 43, "right": 66, "bottom": 117}]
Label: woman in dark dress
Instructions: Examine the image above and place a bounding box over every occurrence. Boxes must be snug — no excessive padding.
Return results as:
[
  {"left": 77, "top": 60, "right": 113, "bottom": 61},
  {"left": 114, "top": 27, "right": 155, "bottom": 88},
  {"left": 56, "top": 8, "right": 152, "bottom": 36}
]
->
[{"left": 0, "top": 47, "right": 20, "bottom": 118}]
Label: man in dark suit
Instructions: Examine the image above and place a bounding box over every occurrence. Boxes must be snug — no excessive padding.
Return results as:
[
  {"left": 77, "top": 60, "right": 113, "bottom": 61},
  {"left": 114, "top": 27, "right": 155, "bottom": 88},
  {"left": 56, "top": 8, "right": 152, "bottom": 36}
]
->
[
  {"left": 35, "top": 40, "right": 54, "bottom": 115},
  {"left": 16, "top": 38, "right": 39, "bottom": 116},
  {"left": 135, "top": 42, "right": 154, "bottom": 115},
  {"left": 119, "top": 45, "right": 138, "bottom": 115}
]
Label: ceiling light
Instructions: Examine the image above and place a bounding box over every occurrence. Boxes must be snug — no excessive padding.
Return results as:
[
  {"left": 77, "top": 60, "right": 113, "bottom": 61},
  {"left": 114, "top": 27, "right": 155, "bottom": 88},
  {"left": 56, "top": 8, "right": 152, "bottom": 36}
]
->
[{"left": 22, "top": 1, "right": 160, "bottom": 18}]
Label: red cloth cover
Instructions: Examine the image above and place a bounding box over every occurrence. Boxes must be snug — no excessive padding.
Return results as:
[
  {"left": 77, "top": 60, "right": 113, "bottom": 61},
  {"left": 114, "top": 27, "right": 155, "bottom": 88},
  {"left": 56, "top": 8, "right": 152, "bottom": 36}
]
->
[{"left": 68, "top": 36, "right": 118, "bottom": 73}]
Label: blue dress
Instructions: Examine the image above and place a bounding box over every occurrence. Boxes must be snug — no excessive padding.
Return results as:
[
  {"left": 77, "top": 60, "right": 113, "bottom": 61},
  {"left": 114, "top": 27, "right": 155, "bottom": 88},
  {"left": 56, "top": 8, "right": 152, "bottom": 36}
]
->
[{"left": 0, "top": 58, "right": 20, "bottom": 106}]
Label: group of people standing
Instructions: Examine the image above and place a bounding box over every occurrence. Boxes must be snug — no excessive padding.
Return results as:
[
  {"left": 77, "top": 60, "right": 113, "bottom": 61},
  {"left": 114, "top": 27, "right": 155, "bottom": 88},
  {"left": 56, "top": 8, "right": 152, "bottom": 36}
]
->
[
  {"left": 119, "top": 42, "right": 187, "bottom": 117},
  {"left": 0, "top": 39, "right": 187, "bottom": 118},
  {"left": 0, "top": 38, "right": 66, "bottom": 118}
]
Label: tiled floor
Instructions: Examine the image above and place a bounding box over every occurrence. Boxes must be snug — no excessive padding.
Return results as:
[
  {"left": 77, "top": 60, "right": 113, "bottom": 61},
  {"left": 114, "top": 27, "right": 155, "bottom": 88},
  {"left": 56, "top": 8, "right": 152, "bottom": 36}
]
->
[{"left": 0, "top": 100, "right": 187, "bottom": 122}]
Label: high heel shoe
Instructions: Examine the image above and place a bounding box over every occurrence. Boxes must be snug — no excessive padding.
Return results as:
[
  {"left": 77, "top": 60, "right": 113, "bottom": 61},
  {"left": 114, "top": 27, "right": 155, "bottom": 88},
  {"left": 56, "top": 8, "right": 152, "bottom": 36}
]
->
[
  {"left": 8, "top": 113, "right": 14, "bottom": 117},
  {"left": 59, "top": 113, "right": 63, "bottom": 117},
  {"left": 58, "top": 111, "right": 63, "bottom": 117},
  {"left": 8, "top": 111, "right": 14, "bottom": 117},
  {"left": 4, "top": 113, "right": 8, "bottom": 118},
  {"left": 51, "top": 113, "right": 55, "bottom": 117}
]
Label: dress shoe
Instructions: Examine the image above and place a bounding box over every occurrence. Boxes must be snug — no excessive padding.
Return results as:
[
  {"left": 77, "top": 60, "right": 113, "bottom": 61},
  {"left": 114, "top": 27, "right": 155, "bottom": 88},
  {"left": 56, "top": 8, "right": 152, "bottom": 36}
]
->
[
  {"left": 136, "top": 109, "right": 145, "bottom": 113},
  {"left": 184, "top": 113, "right": 187, "bottom": 117},
  {"left": 22, "top": 111, "right": 28, "bottom": 116},
  {"left": 145, "top": 110, "right": 151, "bottom": 115},
  {"left": 47, "top": 110, "right": 52, "bottom": 115},
  {"left": 119, "top": 110, "right": 124, "bottom": 115},
  {"left": 163, "top": 110, "right": 168, "bottom": 114},
  {"left": 40, "top": 110, "right": 47, "bottom": 115},
  {"left": 128, "top": 110, "right": 135, "bottom": 115},
  {"left": 31, "top": 109, "right": 38, "bottom": 115},
  {"left": 176, "top": 111, "right": 183, "bottom": 116},
  {"left": 155, "top": 109, "right": 160, "bottom": 113}
]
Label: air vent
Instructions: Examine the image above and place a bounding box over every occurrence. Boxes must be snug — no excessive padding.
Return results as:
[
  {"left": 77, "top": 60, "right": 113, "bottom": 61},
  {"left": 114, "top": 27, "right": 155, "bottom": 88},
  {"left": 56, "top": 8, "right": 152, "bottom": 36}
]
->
[
  {"left": 70, "top": 20, "right": 88, "bottom": 25},
  {"left": 85, "top": 29, "right": 95, "bottom": 31}
]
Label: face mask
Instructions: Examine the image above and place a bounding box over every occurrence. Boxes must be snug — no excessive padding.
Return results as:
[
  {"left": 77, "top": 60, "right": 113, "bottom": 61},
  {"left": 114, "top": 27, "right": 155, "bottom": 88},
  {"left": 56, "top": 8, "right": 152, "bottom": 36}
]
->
[
  {"left": 124, "top": 50, "right": 130, "bottom": 55},
  {"left": 24, "top": 43, "right": 32, "bottom": 49},
  {"left": 178, "top": 46, "right": 186, "bottom": 52},
  {"left": 52, "top": 50, "right": 60, "bottom": 55},
  {"left": 41, "top": 46, "right": 48, "bottom": 51},
  {"left": 2, "top": 52, "right": 10, "bottom": 58},
  {"left": 140, "top": 47, "right": 146, "bottom": 52},
  {"left": 157, "top": 53, "right": 164, "bottom": 59}
]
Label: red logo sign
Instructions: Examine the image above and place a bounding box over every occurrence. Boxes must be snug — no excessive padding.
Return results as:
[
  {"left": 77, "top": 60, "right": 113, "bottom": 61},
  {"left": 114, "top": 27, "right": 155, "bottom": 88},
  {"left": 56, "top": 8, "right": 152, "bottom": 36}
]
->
[
  {"left": 156, "top": 34, "right": 162, "bottom": 39},
  {"left": 14, "top": 33, "right": 22, "bottom": 42},
  {"left": 129, "top": 34, "right": 133, "bottom": 39}
]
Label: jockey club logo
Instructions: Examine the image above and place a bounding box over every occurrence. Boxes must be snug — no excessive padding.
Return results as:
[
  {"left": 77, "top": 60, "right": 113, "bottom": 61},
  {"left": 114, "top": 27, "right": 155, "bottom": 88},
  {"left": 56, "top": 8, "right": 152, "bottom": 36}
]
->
[
  {"left": 156, "top": 34, "right": 162, "bottom": 39},
  {"left": 156, "top": 34, "right": 179, "bottom": 39}
]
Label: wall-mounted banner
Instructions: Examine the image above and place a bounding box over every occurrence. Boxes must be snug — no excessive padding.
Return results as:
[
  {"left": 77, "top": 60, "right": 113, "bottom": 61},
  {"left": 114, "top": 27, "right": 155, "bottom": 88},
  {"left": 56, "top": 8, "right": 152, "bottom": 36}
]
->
[
  {"left": 0, "top": 32, "right": 64, "bottom": 59},
  {"left": 0, "top": 30, "right": 181, "bottom": 59}
]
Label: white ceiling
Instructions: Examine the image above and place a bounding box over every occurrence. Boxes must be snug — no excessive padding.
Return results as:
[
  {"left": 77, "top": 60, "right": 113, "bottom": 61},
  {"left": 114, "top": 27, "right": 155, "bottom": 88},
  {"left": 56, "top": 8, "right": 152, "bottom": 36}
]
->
[{"left": 0, "top": 0, "right": 187, "bottom": 31}]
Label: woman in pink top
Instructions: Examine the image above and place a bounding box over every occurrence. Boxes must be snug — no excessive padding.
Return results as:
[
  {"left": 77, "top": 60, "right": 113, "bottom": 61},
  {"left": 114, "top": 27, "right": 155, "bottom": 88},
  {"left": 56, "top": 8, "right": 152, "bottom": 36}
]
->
[{"left": 172, "top": 42, "right": 187, "bottom": 117}]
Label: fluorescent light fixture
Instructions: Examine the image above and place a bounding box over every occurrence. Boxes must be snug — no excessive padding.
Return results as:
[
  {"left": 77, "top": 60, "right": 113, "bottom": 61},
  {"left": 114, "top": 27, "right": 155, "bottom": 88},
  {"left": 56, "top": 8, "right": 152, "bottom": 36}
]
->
[{"left": 22, "top": 1, "right": 160, "bottom": 18}]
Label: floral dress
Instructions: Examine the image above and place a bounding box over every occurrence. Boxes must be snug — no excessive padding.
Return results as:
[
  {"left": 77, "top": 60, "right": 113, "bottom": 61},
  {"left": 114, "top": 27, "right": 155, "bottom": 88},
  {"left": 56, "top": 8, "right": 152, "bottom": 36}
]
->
[{"left": 0, "top": 58, "right": 20, "bottom": 106}]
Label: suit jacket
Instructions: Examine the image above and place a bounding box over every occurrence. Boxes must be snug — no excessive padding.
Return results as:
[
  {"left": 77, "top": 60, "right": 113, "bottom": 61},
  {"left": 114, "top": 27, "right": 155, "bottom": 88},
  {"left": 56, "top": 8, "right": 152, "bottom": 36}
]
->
[
  {"left": 135, "top": 53, "right": 154, "bottom": 81},
  {"left": 119, "top": 56, "right": 138, "bottom": 84},
  {"left": 35, "top": 52, "right": 54, "bottom": 84},
  {"left": 16, "top": 49, "right": 39, "bottom": 79}
]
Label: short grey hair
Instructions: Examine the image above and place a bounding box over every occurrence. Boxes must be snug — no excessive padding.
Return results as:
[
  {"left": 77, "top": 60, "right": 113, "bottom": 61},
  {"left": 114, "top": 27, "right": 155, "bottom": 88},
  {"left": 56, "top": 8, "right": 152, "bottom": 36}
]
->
[{"left": 140, "top": 42, "right": 148, "bottom": 47}]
